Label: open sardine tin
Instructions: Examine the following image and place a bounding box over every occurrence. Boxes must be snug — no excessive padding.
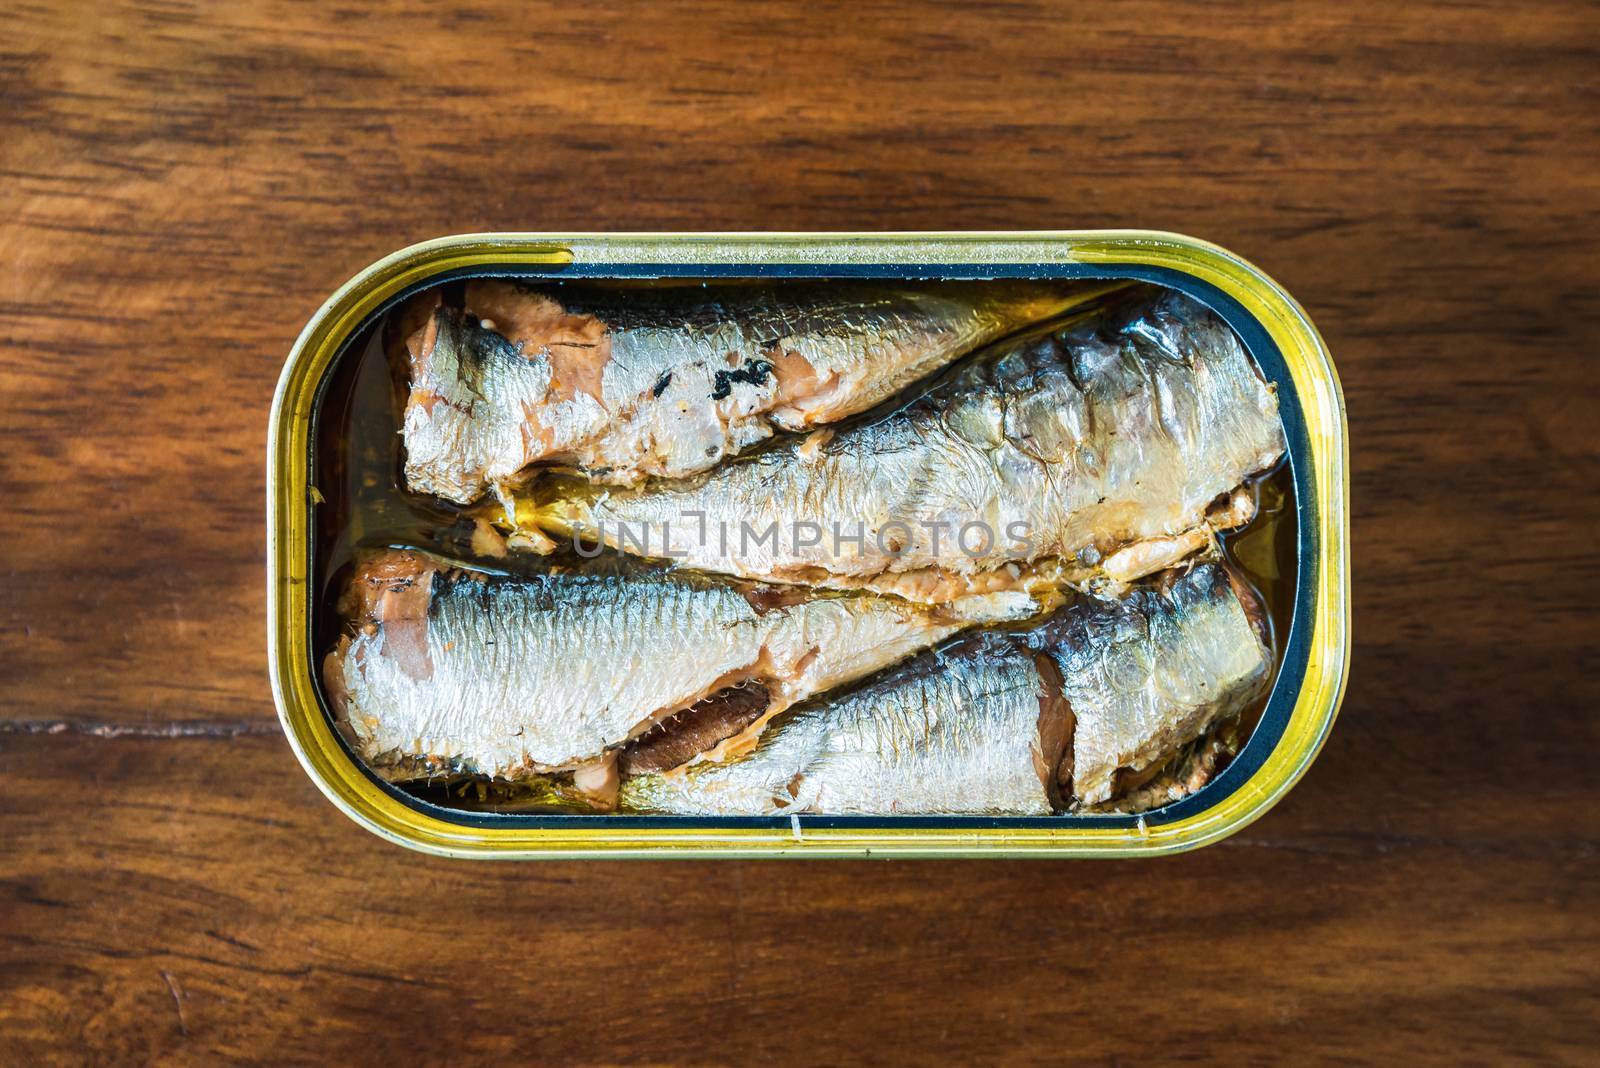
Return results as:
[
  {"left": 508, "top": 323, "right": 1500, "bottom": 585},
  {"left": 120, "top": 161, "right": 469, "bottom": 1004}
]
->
[{"left": 268, "top": 232, "right": 1349, "bottom": 859}]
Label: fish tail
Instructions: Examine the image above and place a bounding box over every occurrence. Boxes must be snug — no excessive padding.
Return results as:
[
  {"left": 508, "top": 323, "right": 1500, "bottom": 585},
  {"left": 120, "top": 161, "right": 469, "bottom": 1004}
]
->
[
  {"left": 502, "top": 489, "right": 588, "bottom": 543},
  {"left": 997, "top": 278, "right": 1135, "bottom": 329}
]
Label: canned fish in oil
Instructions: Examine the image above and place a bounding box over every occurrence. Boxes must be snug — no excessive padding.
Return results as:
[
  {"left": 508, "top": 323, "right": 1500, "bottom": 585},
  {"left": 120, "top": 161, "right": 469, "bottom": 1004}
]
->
[{"left": 267, "top": 232, "right": 1349, "bottom": 858}]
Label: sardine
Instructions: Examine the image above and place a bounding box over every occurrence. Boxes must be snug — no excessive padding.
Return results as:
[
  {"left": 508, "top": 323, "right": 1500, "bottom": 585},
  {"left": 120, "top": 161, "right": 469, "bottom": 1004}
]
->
[
  {"left": 321, "top": 549, "right": 964, "bottom": 803},
  {"left": 401, "top": 278, "right": 1115, "bottom": 503},
  {"left": 513, "top": 290, "right": 1285, "bottom": 604},
  {"left": 1027, "top": 561, "right": 1272, "bottom": 805},
  {"left": 619, "top": 563, "right": 1269, "bottom": 815}
]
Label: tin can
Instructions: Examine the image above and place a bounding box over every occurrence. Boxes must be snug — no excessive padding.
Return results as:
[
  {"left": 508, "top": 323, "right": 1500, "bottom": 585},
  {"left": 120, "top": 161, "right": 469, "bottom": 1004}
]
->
[{"left": 268, "top": 232, "right": 1349, "bottom": 858}]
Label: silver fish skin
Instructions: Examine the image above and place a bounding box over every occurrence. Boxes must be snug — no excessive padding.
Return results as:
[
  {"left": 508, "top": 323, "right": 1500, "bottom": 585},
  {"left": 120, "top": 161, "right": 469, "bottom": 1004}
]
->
[
  {"left": 621, "top": 563, "right": 1269, "bottom": 816},
  {"left": 323, "top": 550, "right": 962, "bottom": 778},
  {"left": 402, "top": 278, "right": 1110, "bottom": 504},
  {"left": 522, "top": 290, "right": 1285, "bottom": 603}
]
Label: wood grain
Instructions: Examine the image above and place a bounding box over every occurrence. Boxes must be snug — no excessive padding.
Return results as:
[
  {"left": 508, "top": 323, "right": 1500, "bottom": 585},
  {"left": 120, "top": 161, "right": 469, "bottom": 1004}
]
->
[{"left": 2, "top": 0, "right": 1597, "bottom": 1063}]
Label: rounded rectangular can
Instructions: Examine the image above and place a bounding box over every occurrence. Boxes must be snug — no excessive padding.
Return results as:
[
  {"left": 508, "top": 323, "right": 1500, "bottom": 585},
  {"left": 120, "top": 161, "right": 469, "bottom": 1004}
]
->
[{"left": 268, "top": 231, "right": 1349, "bottom": 858}]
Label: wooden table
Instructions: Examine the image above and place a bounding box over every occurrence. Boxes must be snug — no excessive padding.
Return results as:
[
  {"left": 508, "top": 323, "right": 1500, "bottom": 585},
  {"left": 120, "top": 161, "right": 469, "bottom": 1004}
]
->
[{"left": 4, "top": 1, "right": 1596, "bottom": 1062}]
